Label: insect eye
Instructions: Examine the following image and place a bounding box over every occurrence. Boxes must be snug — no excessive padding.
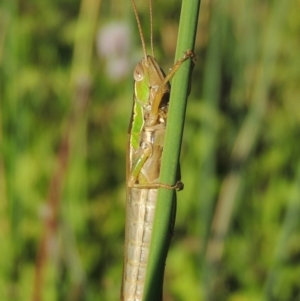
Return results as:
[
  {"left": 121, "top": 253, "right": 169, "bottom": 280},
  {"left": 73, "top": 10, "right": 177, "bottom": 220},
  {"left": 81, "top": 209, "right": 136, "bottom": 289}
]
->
[{"left": 133, "top": 63, "right": 144, "bottom": 81}]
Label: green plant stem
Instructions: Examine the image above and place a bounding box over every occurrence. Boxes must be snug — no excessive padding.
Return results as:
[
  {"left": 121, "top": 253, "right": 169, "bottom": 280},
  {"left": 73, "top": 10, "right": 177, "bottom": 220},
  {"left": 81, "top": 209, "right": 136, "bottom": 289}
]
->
[{"left": 143, "top": 0, "right": 201, "bottom": 300}]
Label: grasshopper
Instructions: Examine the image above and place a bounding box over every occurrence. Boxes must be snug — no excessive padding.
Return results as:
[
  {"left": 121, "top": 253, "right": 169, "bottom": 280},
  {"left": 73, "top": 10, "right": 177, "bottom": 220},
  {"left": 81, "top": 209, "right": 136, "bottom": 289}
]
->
[{"left": 121, "top": 1, "right": 195, "bottom": 300}]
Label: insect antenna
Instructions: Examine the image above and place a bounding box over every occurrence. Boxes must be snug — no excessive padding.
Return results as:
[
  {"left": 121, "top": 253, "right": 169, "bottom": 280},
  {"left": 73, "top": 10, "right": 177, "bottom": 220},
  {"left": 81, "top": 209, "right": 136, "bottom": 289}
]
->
[
  {"left": 149, "top": 0, "right": 155, "bottom": 57},
  {"left": 131, "top": 0, "right": 148, "bottom": 61}
]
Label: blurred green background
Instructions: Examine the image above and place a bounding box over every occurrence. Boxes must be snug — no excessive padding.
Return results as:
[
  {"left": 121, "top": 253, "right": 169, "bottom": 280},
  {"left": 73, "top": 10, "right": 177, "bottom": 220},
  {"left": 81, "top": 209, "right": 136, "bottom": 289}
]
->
[{"left": 1, "top": 0, "right": 300, "bottom": 300}]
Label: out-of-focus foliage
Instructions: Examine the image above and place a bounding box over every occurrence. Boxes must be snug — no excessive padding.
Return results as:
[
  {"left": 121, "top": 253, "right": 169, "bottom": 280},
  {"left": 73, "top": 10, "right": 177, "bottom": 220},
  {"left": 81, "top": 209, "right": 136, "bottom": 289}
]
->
[{"left": 0, "top": 0, "right": 300, "bottom": 300}]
